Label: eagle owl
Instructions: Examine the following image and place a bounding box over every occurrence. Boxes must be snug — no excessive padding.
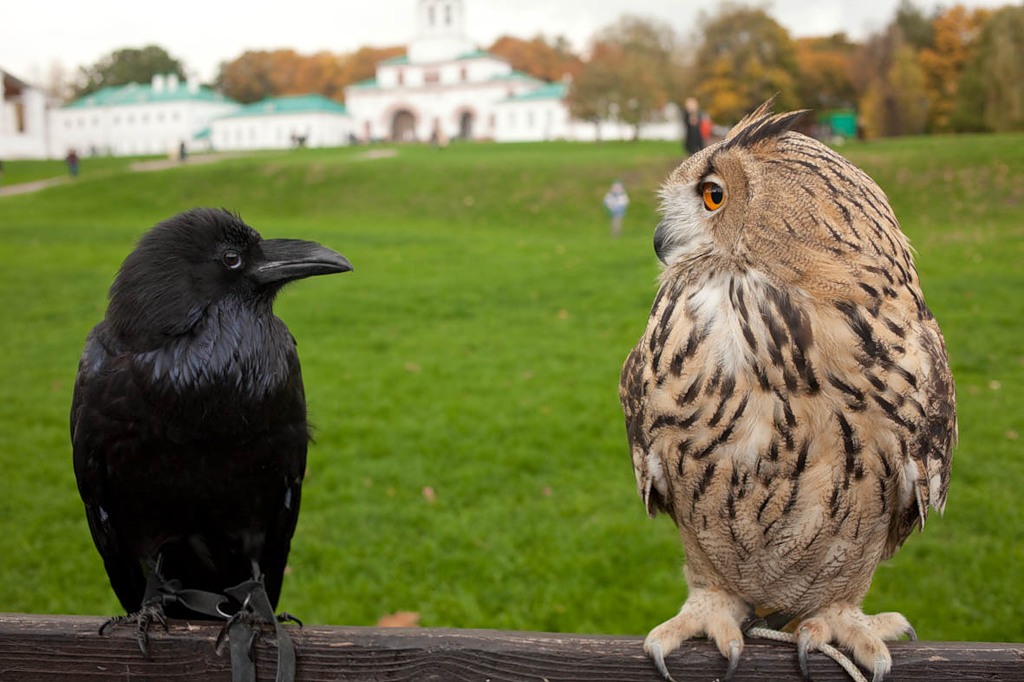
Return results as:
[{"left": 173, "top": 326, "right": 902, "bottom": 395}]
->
[{"left": 619, "top": 99, "right": 956, "bottom": 681}]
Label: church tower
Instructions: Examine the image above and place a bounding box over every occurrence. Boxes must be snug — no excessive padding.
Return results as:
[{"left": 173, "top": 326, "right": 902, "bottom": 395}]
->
[{"left": 408, "top": 0, "right": 476, "bottom": 63}]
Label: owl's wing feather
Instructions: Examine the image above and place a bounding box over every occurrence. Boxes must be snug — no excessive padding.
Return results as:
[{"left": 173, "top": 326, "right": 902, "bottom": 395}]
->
[
  {"left": 883, "top": 315, "right": 956, "bottom": 558},
  {"left": 621, "top": 343, "right": 674, "bottom": 518}
]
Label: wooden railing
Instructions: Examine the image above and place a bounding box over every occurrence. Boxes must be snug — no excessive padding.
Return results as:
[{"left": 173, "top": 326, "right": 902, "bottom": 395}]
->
[{"left": 1, "top": 613, "right": 1021, "bottom": 681}]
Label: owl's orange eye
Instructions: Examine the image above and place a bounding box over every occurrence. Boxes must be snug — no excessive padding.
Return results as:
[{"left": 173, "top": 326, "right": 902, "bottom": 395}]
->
[{"left": 702, "top": 182, "right": 725, "bottom": 211}]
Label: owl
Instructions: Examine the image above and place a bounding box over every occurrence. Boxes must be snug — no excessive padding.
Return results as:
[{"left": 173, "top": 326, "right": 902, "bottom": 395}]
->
[{"left": 619, "top": 99, "right": 956, "bottom": 682}]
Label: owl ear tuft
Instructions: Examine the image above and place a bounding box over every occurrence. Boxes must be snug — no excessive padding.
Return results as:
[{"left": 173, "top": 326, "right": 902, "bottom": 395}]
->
[
  {"left": 723, "top": 96, "right": 810, "bottom": 150},
  {"left": 727, "top": 96, "right": 779, "bottom": 138}
]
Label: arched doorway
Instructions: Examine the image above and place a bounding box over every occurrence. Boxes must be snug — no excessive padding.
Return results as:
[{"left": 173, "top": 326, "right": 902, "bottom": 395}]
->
[
  {"left": 391, "top": 109, "right": 417, "bottom": 142},
  {"left": 458, "top": 111, "right": 475, "bottom": 141}
]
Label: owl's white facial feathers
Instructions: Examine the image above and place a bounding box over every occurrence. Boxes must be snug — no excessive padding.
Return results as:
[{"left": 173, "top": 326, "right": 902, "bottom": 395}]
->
[{"left": 655, "top": 180, "right": 717, "bottom": 266}]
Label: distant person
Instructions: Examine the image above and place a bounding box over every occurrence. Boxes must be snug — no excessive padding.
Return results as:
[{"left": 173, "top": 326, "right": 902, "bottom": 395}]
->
[
  {"left": 65, "top": 149, "right": 80, "bottom": 178},
  {"left": 603, "top": 180, "right": 630, "bottom": 238},
  {"left": 178, "top": 140, "right": 188, "bottom": 162},
  {"left": 683, "top": 97, "right": 705, "bottom": 156}
]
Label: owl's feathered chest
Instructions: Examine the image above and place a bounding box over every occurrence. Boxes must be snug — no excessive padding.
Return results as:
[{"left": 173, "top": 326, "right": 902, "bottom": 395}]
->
[{"left": 620, "top": 265, "right": 947, "bottom": 610}]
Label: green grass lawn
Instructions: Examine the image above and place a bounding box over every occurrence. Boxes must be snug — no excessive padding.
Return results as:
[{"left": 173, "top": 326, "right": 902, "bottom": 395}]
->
[{"left": 0, "top": 135, "right": 1020, "bottom": 642}]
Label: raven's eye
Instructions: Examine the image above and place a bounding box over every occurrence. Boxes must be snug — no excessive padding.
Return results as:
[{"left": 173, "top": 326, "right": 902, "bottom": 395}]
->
[
  {"left": 701, "top": 182, "right": 725, "bottom": 211},
  {"left": 222, "top": 251, "right": 244, "bottom": 270}
]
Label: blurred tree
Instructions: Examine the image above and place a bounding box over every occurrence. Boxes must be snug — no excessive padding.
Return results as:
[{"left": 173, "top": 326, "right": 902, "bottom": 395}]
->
[
  {"left": 337, "top": 46, "right": 406, "bottom": 91},
  {"left": 895, "top": 0, "right": 936, "bottom": 50},
  {"left": 218, "top": 46, "right": 404, "bottom": 104},
  {"left": 854, "top": 26, "right": 928, "bottom": 137},
  {"left": 216, "top": 50, "right": 299, "bottom": 104},
  {"left": 953, "top": 5, "right": 1024, "bottom": 132},
  {"left": 693, "top": 5, "right": 801, "bottom": 124},
  {"left": 293, "top": 51, "right": 347, "bottom": 101},
  {"left": 44, "top": 60, "right": 77, "bottom": 103},
  {"left": 75, "top": 45, "right": 185, "bottom": 97},
  {"left": 566, "top": 41, "right": 620, "bottom": 139},
  {"left": 794, "top": 34, "right": 857, "bottom": 110},
  {"left": 568, "top": 15, "right": 684, "bottom": 140},
  {"left": 488, "top": 35, "right": 583, "bottom": 82},
  {"left": 919, "top": 5, "right": 991, "bottom": 132}
]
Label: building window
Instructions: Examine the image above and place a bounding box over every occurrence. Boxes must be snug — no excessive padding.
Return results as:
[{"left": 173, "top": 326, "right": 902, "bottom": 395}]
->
[
  {"left": 127, "top": 114, "right": 135, "bottom": 124},
  {"left": 445, "top": 3, "right": 451, "bottom": 24},
  {"left": 113, "top": 115, "right": 120, "bottom": 125},
  {"left": 527, "top": 111, "right": 535, "bottom": 128},
  {"left": 157, "top": 112, "right": 165, "bottom": 122},
  {"left": 397, "top": 69, "right": 405, "bottom": 86},
  {"left": 428, "top": 5, "right": 435, "bottom": 26},
  {"left": 141, "top": 113, "right": 149, "bottom": 123},
  {"left": 425, "top": 69, "right": 440, "bottom": 84},
  {"left": 460, "top": 67, "right": 468, "bottom": 82}
]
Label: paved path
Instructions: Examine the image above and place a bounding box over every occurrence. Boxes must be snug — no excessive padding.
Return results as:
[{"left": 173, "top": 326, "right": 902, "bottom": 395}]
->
[
  {"left": 0, "top": 176, "right": 69, "bottom": 197},
  {"left": 0, "top": 152, "right": 243, "bottom": 198},
  {"left": 0, "top": 149, "right": 393, "bottom": 198}
]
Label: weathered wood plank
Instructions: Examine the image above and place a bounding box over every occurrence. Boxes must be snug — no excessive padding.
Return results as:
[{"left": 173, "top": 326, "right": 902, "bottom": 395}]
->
[{"left": 0, "top": 613, "right": 1021, "bottom": 681}]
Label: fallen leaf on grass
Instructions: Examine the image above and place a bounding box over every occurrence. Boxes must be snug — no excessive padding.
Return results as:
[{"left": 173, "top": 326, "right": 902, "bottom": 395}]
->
[{"left": 377, "top": 611, "right": 421, "bottom": 628}]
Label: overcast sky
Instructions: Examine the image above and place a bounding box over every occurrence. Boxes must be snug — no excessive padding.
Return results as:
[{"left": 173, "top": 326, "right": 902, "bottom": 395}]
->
[{"left": 2, "top": 0, "right": 1008, "bottom": 84}]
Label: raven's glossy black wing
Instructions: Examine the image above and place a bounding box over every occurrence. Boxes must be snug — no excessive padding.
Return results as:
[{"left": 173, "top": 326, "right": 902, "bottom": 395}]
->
[
  {"left": 71, "top": 322, "right": 147, "bottom": 612},
  {"left": 254, "top": 330, "right": 308, "bottom": 610}
]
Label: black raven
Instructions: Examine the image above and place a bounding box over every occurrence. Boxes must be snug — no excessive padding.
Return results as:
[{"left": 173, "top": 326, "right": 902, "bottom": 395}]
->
[{"left": 71, "top": 208, "right": 351, "bottom": 662}]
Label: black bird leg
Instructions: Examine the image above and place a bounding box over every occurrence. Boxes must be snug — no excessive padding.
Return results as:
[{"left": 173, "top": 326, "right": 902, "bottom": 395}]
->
[
  {"left": 217, "top": 561, "right": 299, "bottom": 682},
  {"left": 99, "top": 555, "right": 231, "bottom": 656},
  {"left": 98, "top": 556, "right": 174, "bottom": 656}
]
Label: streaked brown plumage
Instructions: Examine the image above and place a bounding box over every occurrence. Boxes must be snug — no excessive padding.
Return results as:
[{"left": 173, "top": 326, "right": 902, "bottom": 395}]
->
[{"left": 620, "top": 99, "right": 956, "bottom": 682}]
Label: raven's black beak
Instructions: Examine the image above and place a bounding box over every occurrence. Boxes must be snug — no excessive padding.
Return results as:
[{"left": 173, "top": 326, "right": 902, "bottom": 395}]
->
[{"left": 254, "top": 239, "right": 353, "bottom": 285}]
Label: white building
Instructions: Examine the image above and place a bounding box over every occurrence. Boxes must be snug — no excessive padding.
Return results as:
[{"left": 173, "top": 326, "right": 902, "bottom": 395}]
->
[
  {"left": 211, "top": 94, "right": 353, "bottom": 151},
  {"left": 0, "top": 69, "right": 49, "bottom": 159},
  {"left": 50, "top": 74, "right": 239, "bottom": 157},
  {"left": 345, "top": 0, "right": 680, "bottom": 143}
]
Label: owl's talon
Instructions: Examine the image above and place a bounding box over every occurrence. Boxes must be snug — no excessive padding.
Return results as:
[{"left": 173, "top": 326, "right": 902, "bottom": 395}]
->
[
  {"left": 723, "top": 639, "right": 741, "bottom": 681},
  {"left": 905, "top": 624, "right": 917, "bottom": 641},
  {"left": 872, "top": 656, "right": 888, "bottom": 682},
  {"left": 647, "top": 640, "right": 678, "bottom": 682},
  {"left": 797, "top": 627, "right": 814, "bottom": 679}
]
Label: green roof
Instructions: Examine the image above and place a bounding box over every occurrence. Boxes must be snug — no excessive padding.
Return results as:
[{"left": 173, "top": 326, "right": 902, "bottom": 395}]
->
[
  {"left": 349, "top": 78, "right": 379, "bottom": 89},
  {"left": 503, "top": 82, "right": 567, "bottom": 102},
  {"left": 456, "top": 49, "right": 499, "bottom": 61},
  {"left": 220, "top": 94, "right": 348, "bottom": 119},
  {"left": 380, "top": 55, "right": 409, "bottom": 65},
  {"left": 64, "top": 80, "right": 234, "bottom": 109},
  {"left": 490, "top": 70, "right": 543, "bottom": 84}
]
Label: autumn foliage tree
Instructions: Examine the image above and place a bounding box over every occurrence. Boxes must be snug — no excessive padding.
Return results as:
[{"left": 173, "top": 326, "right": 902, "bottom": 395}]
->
[
  {"left": 216, "top": 46, "right": 403, "bottom": 104},
  {"left": 918, "top": 5, "right": 991, "bottom": 132},
  {"left": 693, "top": 5, "right": 801, "bottom": 124},
  {"left": 216, "top": 50, "right": 306, "bottom": 104},
  {"left": 794, "top": 34, "right": 857, "bottom": 110},
  {"left": 851, "top": 25, "right": 928, "bottom": 137},
  {"left": 487, "top": 35, "right": 582, "bottom": 82},
  {"left": 337, "top": 46, "right": 406, "bottom": 90},
  {"left": 568, "top": 15, "right": 685, "bottom": 140},
  {"left": 953, "top": 4, "right": 1024, "bottom": 132}
]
